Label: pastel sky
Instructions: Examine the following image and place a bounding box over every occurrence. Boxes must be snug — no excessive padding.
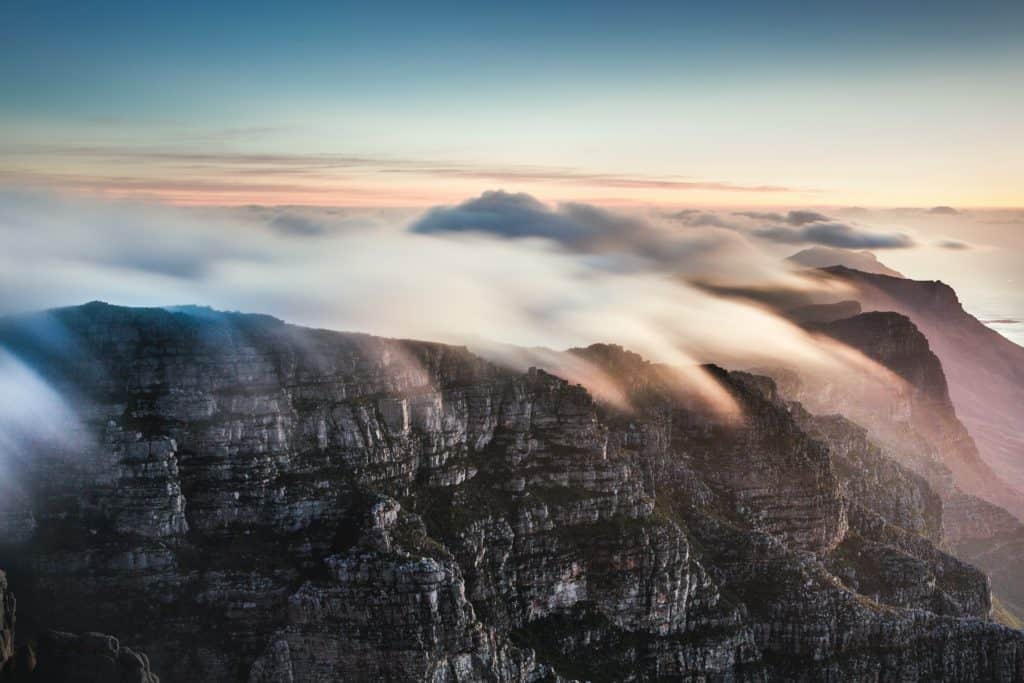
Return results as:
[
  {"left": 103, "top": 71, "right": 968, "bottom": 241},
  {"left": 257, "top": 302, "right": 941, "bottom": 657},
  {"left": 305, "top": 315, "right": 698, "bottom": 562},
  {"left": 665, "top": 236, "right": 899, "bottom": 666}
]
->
[
  {"left": 2, "top": 0, "right": 1022, "bottom": 207},
  {"left": 2, "top": 1, "right": 1023, "bottom": 348}
]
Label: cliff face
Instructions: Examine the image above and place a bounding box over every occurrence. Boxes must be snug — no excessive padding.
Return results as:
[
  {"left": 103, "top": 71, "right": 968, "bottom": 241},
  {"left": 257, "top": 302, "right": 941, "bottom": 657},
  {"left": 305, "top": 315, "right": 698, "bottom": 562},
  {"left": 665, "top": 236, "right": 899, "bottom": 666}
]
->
[
  {"left": 792, "top": 308, "right": 1024, "bottom": 626},
  {"left": 806, "top": 311, "right": 1017, "bottom": 515},
  {"left": 0, "top": 303, "right": 1021, "bottom": 682},
  {"left": 813, "top": 312, "right": 951, "bottom": 406},
  {"left": 789, "top": 408, "right": 943, "bottom": 545},
  {"left": 822, "top": 267, "right": 1024, "bottom": 502}
]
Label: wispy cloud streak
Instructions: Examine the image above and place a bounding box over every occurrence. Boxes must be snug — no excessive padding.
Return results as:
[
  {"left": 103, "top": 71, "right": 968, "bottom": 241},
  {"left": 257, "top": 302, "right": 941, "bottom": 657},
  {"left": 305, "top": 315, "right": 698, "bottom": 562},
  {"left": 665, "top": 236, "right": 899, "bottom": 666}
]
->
[{"left": 0, "top": 145, "right": 804, "bottom": 205}]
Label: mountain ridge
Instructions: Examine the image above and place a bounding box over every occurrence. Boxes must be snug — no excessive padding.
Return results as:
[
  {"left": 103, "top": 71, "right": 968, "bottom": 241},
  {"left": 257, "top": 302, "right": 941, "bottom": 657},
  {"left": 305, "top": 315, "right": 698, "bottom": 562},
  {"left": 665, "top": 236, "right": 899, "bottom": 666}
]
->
[
  {"left": 820, "top": 266, "right": 1024, "bottom": 498},
  {"left": 0, "top": 302, "right": 1022, "bottom": 681}
]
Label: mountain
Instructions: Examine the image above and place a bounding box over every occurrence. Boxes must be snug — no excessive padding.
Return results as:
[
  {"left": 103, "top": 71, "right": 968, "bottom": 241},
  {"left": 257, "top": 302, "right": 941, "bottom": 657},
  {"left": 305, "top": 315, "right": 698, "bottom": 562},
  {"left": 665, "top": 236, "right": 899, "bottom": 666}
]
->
[
  {"left": 0, "top": 302, "right": 1022, "bottom": 682},
  {"left": 774, "top": 303, "right": 1024, "bottom": 624},
  {"left": 787, "top": 247, "right": 905, "bottom": 277},
  {"left": 821, "top": 267, "right": 1024, "bottom": 504},
  {"left": 786, "top": 273, "right": 1024, "bottom": 626},
  {"left": 807, "top": 311, "right": 1023, "bottom": 518}
]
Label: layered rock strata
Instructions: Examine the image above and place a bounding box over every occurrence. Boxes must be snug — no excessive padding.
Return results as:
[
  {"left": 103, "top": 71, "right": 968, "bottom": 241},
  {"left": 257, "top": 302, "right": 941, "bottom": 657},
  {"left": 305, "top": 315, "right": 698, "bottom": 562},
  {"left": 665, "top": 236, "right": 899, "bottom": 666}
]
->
[{"left": 0, "top": 303, "right": 1020, "bottom": 681}]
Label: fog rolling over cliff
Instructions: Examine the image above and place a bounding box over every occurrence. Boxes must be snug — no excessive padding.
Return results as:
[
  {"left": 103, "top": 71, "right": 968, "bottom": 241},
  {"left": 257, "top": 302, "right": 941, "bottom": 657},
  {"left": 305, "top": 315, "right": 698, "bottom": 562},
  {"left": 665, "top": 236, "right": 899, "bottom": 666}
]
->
[
  {"left": 0, "top": 297, "right": 1023, "bottom": 682},
  {"left": 817, "top": 267, "right": 1024, "bottom": 504},
  {"left": 4, "top": 0, "right": 1024, "bottom": 677}
]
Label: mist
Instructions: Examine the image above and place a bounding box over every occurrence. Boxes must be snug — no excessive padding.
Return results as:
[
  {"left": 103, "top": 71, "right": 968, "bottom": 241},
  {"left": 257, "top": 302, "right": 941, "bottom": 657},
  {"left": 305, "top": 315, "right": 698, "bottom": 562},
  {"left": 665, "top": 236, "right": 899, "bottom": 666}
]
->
[
  {"left": 0, "top": 187, "right": 954, "bottom": 412},
  {"left": 0, "top": 348, "right": 83, "bottom": 542}
]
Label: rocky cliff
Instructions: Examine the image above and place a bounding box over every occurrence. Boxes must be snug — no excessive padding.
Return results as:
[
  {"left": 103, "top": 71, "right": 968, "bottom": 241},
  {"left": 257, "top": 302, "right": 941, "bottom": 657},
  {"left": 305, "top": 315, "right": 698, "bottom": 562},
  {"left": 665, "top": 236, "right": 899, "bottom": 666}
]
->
[
  {"left": 805, "top": 311, "right": 1018, "bottom": 514},
  {"left": 821, "top": 267, "right": 1024, "bottom": 503},
  {"left": 786, "top": 308, "right": 1024, "bottom": 627},
  {"left": 0, "top": 303, "right": 1021, "bottom": 682}
]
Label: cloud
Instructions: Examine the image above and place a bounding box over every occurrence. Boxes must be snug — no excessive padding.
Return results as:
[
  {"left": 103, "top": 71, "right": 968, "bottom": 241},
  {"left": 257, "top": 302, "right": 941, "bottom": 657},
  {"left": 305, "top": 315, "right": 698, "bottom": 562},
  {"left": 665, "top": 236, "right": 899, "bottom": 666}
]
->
[
  {"left": 733, "top": 210, "right": 831, "bottom": 226},
  {"left": 754, "top": 222, "right": 915, "bottom": 249},
  {"left": 0, "top": 348, "right": 83, "bottom": 529},
  {"left": 1, "top": 145, "right": 802, "bottom": 204},
  {"left": 733, "top": 211, "right": 785, "bottom": 222},
  {"left": 786, "top": 210, "right": 832, "bottom": 226},
  {"left": 936, "top": 239, "right": 970, "bottom": 250},
  {"left": 268, "top": 212, "right": 330, "bottom": 237},
  {"left": 412, "top": 191, "right": 597, "bottom": 244},
  {"left": 0, "top": 187, "right": 890, "bottom": 414},
  {"left": 409, "top": 191, "right": 801, "bottom": 284},
  {"left": 0, "top": 189, "right": 270, "bottom": 283},
  {"left": 669, "top": 210, "right": 742, "bottom": 229},
  {"left": 981, "top": 212, "right": 1024, "bottom": 226},
  {"left": 96, "top": 251, "right": 212, "bottom": 279},
  {"left": 252, "top": 207, "right": 392, "bottom": 238}
]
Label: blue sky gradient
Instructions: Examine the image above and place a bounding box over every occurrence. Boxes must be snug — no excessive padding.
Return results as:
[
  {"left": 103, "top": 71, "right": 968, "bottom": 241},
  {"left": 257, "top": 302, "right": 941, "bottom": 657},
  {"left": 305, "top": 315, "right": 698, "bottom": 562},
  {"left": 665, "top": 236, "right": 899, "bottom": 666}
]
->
[{"left": 1, "top": 1, "right": 1022, "bottom": 205}]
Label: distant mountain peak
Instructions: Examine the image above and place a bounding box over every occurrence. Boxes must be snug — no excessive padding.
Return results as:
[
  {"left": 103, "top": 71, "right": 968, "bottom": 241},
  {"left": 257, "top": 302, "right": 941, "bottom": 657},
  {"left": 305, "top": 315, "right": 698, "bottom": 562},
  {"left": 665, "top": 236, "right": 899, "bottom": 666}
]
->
[{"left": 787, "top": 246, "right": 904, "bottom": 278}]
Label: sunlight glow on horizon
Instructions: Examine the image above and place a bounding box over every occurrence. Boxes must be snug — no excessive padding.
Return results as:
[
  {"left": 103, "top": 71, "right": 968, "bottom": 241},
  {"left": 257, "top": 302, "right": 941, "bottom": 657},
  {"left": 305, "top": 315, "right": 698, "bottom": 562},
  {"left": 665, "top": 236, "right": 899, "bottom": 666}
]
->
[{"left": 2, "top": 2, "right": 1022, "bottom": 209}]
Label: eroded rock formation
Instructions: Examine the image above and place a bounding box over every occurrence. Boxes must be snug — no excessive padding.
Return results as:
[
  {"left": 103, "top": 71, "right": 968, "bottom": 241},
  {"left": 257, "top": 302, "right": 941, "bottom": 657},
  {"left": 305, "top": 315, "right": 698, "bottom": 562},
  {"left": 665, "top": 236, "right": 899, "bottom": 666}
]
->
[
  {"left": 0, "top": 303, "right": 1021, "bottom": 681},
  {"left": 786, "top": 307, "right": 1024, "bottom": 627}
]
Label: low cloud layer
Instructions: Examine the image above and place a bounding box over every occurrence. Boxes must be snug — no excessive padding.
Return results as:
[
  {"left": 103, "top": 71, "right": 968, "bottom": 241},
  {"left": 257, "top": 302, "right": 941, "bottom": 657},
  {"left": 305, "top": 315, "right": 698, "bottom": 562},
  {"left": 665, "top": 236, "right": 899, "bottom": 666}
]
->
[
  {"left": 410, "top": 191, "right": 801, "bottom": 285},
  {"left": 734, "top": 210, "right": 831, "bottom": 226},
  {"left": 7, "top": 183, "right": 1012, "bottom": 426},
  {"left": 412, "top": 191, "right": 618, "bottom": 245},
  {"left": 671, "top": 206, "right": 916, "bottom": 251},
  {"left": 754, "top": 222, "right": 915, "bottom": 249},
  {"left": 1, "top": 188, "right": 902, "bottom": 410}
]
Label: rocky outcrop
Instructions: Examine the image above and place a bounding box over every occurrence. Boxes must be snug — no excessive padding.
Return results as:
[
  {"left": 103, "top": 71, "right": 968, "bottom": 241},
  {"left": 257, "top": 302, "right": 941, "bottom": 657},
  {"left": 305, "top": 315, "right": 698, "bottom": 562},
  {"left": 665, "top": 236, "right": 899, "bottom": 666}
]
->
[
  {"left": 790, "top": 407, "right": 942, "bottom": 544},
  {"left": 0, "top": 303, "right": 1021, "bottom": 681},
  {"left": 248, "top": 496, "right": 553, "bottom": 683},
  {"left": 813, "top": 312, "right": 952, "bottom": 407}
]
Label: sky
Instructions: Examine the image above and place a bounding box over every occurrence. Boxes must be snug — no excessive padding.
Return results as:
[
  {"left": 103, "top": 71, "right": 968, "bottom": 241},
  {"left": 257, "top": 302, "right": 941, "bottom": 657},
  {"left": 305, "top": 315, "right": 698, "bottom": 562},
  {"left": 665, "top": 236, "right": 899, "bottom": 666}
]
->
[
  {"left": 0, "top": 1, "right": 1021, "bottom": 347},
  {"left": 1, "top": 0, "right": 1022, "bottom": 207}
]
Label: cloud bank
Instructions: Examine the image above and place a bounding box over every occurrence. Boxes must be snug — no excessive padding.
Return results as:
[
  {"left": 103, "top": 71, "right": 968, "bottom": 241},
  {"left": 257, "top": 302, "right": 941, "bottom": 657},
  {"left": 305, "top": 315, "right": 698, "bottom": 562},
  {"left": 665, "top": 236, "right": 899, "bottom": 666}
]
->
[
  {"left": 1, "top": 188, "right": 898, "bottom": 411},
  {"left": 733, "top": 210, "right": 832, "bottom": 226},
  {"left": 754, "top": 222, "right": 915, "bottom": 249},
  {"left": 410, "top": 191, "right": 805, "bottom": 285}
]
